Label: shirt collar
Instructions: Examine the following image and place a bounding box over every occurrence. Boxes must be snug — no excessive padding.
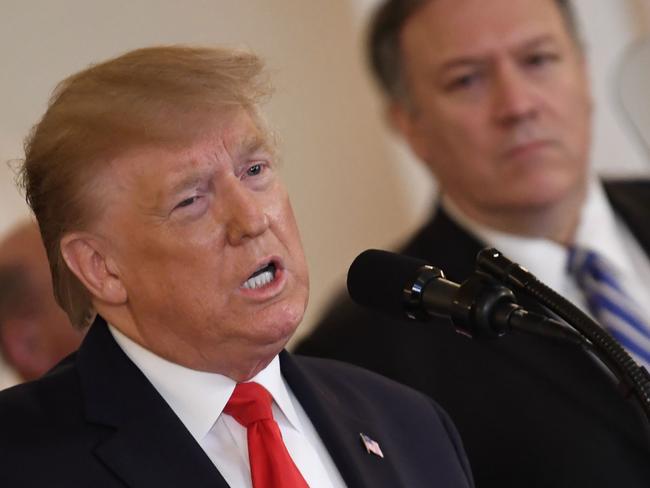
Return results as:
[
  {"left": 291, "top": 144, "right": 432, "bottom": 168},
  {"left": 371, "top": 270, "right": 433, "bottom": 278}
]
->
[
  {"left": 108, "top": 325, "right": 304, "bottom": 443},
  {"left": 441, "top": 177, "right": 631, "bottom": 290},
  {"left": 573, "top": 179, "right": 633, "bottom": 274}
]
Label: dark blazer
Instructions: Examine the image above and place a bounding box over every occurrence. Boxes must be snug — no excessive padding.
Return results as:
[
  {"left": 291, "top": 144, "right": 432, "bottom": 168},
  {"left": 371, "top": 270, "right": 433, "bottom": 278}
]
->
[
  {"left": 0, "top": 316, "right": 473, "bottom": 488},
  {"left": 296, "top": 180, "right": 650, "bottom": 487}
]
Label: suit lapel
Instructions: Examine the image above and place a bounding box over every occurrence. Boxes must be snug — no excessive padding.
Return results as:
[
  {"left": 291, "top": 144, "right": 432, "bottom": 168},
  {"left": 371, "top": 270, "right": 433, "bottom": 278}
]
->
[
  {"left": 403, "top": 205, "right": 485, "bottom": 282},
  {"left": 605, "top": 180, "right": 650, "bottom": 258},
  {"left": 280, "top": 351, "right": 403, "bottom": 488},
  {"left": 77, "top": 318, "right": 229, "bottom": 488}
]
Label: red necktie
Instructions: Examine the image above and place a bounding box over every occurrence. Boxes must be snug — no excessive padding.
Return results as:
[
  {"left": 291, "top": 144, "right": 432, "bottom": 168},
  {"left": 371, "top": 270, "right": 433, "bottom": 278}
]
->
[{"left": 223, "top": 382, "right": 309, "bottom": 488}]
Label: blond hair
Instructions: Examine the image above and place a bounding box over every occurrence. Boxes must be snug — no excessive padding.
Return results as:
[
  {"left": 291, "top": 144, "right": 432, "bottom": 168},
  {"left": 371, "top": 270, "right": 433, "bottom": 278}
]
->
[{"left": 19, "top": 45, "right": 270, "bottom": 328}]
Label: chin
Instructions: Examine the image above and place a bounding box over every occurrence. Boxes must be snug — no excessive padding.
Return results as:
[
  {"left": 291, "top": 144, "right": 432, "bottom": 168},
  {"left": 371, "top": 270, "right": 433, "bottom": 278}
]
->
[
  {"left": 508, "top": 171, "right": 583, "bottom": 208},
  {"left": 255, "top": 299, "right": 306, "bottom": 346}
]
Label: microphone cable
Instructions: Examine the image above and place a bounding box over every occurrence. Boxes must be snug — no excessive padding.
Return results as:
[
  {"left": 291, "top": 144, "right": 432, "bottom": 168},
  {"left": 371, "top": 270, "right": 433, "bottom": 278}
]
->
[{"left": 477, "top": 248, "right": 650, "bottom": 422}]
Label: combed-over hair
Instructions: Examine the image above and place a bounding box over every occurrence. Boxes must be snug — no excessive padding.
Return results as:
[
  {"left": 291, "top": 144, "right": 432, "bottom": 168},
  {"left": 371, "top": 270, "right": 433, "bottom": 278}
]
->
[{"left": 19, "top": 45, "right": 270, "bottom": 328}]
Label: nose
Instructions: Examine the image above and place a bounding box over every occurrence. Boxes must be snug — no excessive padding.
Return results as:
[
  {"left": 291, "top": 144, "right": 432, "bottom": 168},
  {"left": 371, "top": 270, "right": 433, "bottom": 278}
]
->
[
  {"left": 492, "top": 61, "right": 538, "bottom": 126},
  {"left": 222, "top": 181, "right": 270, "bottom": 246}
]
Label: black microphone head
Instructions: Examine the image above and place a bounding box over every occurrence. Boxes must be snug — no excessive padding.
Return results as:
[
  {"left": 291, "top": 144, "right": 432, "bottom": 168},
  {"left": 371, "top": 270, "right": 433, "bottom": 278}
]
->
[{"left": 347, "top": 249, "right": 432, "bottom": 319}]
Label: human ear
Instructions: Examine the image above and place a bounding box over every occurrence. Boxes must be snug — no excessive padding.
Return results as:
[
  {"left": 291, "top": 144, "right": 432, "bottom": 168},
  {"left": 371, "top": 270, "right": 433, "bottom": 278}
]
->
[{"left": 60, "top": 232, "right": 127, "bottom": 305}]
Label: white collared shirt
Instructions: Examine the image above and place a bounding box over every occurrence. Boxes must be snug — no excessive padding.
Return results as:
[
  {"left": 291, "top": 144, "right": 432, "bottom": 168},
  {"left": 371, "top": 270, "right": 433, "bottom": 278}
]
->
[
  {"left": 442, "top": 177, "right": 650, "bottom": 322},
  {"left": 109, "top": 325, "right": 346, "bottom": 488}
]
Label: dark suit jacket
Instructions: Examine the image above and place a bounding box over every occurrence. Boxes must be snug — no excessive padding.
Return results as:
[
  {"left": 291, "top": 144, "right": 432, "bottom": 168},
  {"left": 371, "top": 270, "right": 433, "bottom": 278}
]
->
[
  {"left": 296, "top": 180, "right": 650, "bottom": 487},
  {"left": 0, "top": 316, "right": 473, "bottom": 488}
]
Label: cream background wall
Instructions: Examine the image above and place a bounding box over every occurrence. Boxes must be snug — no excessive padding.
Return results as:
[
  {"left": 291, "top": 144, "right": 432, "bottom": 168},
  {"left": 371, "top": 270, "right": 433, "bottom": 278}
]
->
[{"left": 0, "top": 0, "right": 648, "bottom": 345}]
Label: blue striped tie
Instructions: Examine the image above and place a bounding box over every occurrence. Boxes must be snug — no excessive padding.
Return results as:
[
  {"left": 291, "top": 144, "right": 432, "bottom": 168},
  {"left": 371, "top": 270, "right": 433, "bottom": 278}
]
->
[{"left": 567, "top": 247, "right": 650, "bottom": 369}]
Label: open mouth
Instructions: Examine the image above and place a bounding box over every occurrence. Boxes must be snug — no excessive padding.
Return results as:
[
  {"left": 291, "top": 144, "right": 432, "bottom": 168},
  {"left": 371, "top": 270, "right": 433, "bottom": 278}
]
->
[{"left": 242, "top": 262, "right": 277, "bottom": 290}]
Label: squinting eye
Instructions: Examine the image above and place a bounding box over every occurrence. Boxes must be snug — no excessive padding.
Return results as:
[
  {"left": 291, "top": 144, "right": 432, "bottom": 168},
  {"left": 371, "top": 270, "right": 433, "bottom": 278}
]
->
[
  {"left": 447, "top": 73, "right": 480, "bottom": 91},
  {"left": 246, "top": 164, "right": 263, "bottom": 177},
  {"left": 526, "top": 52, "right": 558, "bottom": 67},
  {"left": 175, "top": 196, "right": 199, "bottom": 209}
]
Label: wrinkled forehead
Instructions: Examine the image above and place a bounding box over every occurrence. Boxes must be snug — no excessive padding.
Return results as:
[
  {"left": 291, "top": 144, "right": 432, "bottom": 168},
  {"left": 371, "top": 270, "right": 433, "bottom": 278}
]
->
[
  {"left": 107, "top": 109, "right": 274, "bottom": 191},
  {"left": 140, "top": 103, "right": 275, "bottom": 153},
  {"left": 104, "top": 105, "right": 274, "bottom": 172},
  {"left": 82, "top": 107, "right": 277, "bottom": 221}
]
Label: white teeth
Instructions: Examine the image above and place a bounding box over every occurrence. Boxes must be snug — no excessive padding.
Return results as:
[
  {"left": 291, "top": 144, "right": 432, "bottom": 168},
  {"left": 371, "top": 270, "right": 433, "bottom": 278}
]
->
[{"left": 242, "top": 270, "right": 274, "bottom": 290}]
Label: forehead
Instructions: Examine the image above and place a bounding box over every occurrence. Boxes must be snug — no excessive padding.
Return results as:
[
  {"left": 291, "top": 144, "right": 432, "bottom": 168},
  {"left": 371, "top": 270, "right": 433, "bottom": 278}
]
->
[
  {"left": 102, "top": 110, "right": 271, "bottom": 203},
  {"left": 114, "top": 109, "right": 268, "bottom": 172},
  {"left": 402, "top": 0, "right": 571, "bottom": 60}
]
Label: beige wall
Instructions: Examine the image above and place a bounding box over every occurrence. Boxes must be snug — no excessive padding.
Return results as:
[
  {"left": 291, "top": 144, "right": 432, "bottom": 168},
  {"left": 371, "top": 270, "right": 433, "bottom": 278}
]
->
[
  {"left": 1, "top": 0, "right": 649, "bottom": 346},
  {"left": 571, "top": 0, "right": 650, "bottom": 175}
]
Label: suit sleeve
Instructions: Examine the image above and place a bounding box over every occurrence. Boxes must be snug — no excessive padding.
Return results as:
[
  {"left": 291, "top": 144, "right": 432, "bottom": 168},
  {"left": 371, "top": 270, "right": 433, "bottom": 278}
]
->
[{"left": 429, "top": 397, "right": 475, "bottom": 487}]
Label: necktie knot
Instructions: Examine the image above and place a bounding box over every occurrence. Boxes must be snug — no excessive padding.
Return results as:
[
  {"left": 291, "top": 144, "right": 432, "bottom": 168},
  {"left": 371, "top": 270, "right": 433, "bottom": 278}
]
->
[
  {"left": 567, "top": 246, "right": 622, "bottom": 292},
  {"left": 224, "top": 382, "right": 274, "bottom": 427},
  {"left": 222, "top": 381, "right": 309, "bottom": 487}
]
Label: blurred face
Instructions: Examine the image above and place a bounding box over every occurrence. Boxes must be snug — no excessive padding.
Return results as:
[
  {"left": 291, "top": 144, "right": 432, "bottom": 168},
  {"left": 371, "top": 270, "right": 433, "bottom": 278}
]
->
[
  {"left": 94, "top": 109, "right": 309, "bottom": 378},
  {"left": 398, "top": 0, "right": 592, "bottom": 224},
  {"left": 0, "top": 224, "right": 82, "bottom": 380}
]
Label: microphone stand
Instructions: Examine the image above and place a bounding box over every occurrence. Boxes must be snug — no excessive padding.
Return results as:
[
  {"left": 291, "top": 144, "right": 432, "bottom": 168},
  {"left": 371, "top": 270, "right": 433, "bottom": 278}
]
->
[
  {"left": 415, "top": 267, "right": 589, "bottom": 347},
  {"left": 475, "top": 248, "right": 650, "bottom": 422}
]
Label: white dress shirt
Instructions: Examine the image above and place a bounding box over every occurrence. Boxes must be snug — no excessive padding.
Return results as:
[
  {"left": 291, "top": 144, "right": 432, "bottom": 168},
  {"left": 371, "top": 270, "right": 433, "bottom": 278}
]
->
[
  {"left": 109, "top": 325, "right": 346, "bottom": 488},
  {"left": 442, "top": 177, "right": 650, "bottom": 327}
]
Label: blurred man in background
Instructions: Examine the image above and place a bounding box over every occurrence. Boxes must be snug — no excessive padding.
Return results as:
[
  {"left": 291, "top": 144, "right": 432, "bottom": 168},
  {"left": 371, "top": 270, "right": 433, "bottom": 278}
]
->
[
  {"left": 297, "top": 0, "right": 650, "bottom": 486},
  {"left": 0, "top": 220, "right": 82, "bottom": 388}
]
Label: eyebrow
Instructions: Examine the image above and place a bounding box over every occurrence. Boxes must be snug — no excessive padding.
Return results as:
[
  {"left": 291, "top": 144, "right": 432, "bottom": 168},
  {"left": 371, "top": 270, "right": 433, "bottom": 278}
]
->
[
  {"left": 166, "top": 171, "right": 211, "bottom": 200},
  {"left": 517, "top": 34, "right": 560, "bottom": 53},
  {"left": 438, "top": 34, "right": 560, "bottom": 72},
  {"left": 237, "top": 133, "right": 274, "bottom": 158},
  {"left": 165, "top": 134, "right": 273, "bottom": 198}
]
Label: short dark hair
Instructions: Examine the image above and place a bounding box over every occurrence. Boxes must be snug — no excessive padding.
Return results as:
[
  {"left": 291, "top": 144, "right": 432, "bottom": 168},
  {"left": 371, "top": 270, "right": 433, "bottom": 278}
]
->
[{"left": 368, "top": 0, "right": 580, "bottom": 103}]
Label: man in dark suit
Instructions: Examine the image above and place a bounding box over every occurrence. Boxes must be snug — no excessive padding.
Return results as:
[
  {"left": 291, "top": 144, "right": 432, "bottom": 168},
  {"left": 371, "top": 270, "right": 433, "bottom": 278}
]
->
[
  {"left": 0, "top": 46, "right": 473, "bottom": 487},
  {"left": 297, "top": 0, "right": 650, "bottom": 486}
]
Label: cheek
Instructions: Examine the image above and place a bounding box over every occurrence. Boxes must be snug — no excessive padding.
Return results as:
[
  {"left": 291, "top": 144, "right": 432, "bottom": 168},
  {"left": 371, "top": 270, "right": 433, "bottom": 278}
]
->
[
  {"left": 422, "top": 103, "right": 491, "bottom": 157},
  {"left": 546, "top": 69, "right": 591, "bottom": 126},
  {"left": 419, "top": 116, "right": 493, "bottom": 182},
  {"left": 548, "top": 84, "right": 591, "bottom": 166},
  {"left": 116, "top": 230, "right": 215, "bottom": 298},
  {"left": 568, "top": 92, "right": 592, "bottom": 144},
  {"left": 281, "top": 203, "right": 304, "bottom": 250},
  {"left": 272, "top": 198, "right": 308, "bottom": 274}
]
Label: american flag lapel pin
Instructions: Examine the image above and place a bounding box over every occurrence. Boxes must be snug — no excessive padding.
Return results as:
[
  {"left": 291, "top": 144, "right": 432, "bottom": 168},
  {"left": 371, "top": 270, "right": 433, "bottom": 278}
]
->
[{"left": 359, "top": 433, "right": 384, "bottom": 458}]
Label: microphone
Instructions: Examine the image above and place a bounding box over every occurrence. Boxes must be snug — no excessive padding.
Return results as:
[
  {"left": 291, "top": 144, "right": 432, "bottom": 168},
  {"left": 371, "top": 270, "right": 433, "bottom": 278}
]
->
[{"left": 347, "top": 249, "right": 586, "bottom": 344}]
